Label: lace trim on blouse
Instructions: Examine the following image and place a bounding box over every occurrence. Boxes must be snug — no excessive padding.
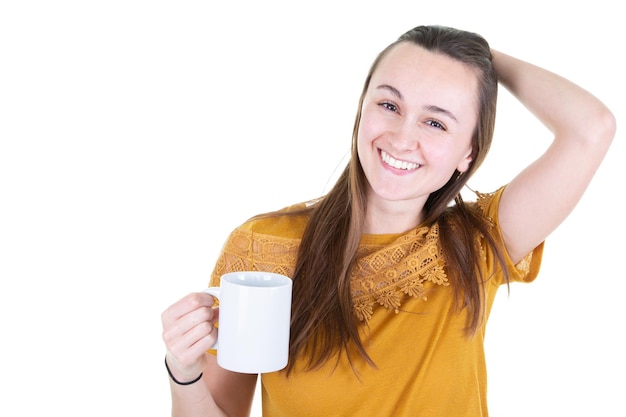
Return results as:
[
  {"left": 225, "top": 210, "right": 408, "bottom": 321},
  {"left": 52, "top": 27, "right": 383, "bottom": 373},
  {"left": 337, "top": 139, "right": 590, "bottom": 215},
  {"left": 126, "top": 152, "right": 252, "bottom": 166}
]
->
[
  {"left": 214, "top": 189, "right": 533, "bottom": 324},
  {"left": 213, "top": 230, "right": 300, "bottom": 279},
  {"left": 351, "top": 224, "right": 446, "bottom": 321}
]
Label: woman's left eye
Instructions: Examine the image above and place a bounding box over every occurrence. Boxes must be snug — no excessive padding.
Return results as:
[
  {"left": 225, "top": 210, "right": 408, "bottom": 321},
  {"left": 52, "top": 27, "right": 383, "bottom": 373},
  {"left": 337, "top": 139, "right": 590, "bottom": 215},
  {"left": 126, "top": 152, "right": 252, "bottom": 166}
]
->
[{"left": 426, "top": 119, "right": 445, "bottom": 130}]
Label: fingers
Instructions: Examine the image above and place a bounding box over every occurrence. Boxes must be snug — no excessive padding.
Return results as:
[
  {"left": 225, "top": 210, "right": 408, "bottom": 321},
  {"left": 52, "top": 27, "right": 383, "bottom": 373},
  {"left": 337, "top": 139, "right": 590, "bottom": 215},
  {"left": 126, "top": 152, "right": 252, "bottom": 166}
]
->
[
  {"left": 162, "top": 292, "right": 216, "bottom": 325},
  {"left": 161, "top": 292, "right": 219, "bottom": 371}
]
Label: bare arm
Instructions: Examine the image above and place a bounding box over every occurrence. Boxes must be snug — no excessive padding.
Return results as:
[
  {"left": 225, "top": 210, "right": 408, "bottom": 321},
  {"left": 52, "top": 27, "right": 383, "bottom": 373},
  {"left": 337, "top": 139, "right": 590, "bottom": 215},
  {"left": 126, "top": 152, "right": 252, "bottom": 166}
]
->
[
  {"left": 493, "top": 50, "right": 615, "bottom": 264},
  {"left": 162, "top": 292, "right": 257, "bottom": 417}
]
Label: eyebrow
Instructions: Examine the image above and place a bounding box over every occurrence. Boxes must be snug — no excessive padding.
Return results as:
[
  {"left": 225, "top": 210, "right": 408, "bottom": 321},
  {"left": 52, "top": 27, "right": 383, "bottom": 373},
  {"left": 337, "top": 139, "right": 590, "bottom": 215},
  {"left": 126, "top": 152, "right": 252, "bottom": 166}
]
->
[
  {"left": 377, "top": 84, "right": 403, "bottom": 99},
  {"left": 375, "top": 84, "right": 459, "bottom": 123},
  {"left": 425, "top": 105, "right": 458, "bottom": 123}
]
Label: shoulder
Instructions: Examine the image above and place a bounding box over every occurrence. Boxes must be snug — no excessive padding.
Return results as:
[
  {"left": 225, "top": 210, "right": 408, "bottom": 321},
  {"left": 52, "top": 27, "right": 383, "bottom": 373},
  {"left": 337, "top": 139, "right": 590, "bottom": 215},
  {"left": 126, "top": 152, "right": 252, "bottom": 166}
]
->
[
  {"left": 237, "top": 202, "right": 311, "bottom": 239},
  {"left": 466, "top": 186, "right": 506, "bottom": 221},
  {"left": 210, "top": 203, "right": 310, "bottom": 282},
  {"left": 466, "top": 185, "right": 544, "bottom": 283}
]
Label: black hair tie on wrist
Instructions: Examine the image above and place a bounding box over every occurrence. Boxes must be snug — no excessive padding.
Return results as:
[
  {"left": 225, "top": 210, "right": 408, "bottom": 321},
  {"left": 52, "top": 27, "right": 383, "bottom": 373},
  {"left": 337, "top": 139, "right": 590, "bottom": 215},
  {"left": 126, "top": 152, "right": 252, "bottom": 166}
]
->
[{"left": 164, "top": 356, "right": 203, "bottom": 386}]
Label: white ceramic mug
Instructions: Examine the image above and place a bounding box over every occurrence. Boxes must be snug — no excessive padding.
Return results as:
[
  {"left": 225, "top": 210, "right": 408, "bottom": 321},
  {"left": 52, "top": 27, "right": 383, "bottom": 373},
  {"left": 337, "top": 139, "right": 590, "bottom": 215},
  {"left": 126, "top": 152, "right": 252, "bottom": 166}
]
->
[{"left": 203, "top": 271, "right": 292, "bottom": 374}]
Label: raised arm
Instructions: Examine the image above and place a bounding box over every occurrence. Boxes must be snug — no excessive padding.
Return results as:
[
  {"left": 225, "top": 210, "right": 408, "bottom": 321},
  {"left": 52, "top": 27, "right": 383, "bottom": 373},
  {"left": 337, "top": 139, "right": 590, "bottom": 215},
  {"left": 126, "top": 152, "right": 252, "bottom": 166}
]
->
[{"left": 493, "top": 50, "right": 615, "bottom": 264}]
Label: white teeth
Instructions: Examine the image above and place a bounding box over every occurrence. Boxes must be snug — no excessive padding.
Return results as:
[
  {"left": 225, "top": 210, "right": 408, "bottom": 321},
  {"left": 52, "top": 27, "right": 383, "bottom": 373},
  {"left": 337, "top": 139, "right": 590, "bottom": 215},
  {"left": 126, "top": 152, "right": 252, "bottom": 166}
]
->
[{"left": 381, "top": 150, "right": 419, "bottom": 170}]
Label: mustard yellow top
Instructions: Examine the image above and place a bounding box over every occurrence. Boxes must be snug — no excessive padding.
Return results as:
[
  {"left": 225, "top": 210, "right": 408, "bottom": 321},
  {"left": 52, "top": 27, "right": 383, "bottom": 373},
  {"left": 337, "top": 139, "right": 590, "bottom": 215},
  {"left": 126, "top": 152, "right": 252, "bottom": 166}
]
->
[{"left": 209, "top": 187, "right": 543, "bottom": 417}]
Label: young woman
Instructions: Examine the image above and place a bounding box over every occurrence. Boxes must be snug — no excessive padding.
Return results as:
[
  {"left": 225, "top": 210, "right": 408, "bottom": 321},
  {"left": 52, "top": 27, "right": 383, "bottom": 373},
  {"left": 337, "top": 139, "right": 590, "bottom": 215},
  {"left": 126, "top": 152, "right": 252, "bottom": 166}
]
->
[{"left": 161, "top": 25, "right": 615, "bottom": 416}]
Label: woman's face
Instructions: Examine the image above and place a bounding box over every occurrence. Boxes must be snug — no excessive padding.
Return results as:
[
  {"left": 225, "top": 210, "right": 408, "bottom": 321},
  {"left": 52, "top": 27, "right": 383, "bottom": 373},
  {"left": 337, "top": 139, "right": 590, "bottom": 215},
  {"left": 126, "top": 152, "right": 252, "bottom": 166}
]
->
[{"left": 357, "top": 42, "right": 479, "bottom": 208}]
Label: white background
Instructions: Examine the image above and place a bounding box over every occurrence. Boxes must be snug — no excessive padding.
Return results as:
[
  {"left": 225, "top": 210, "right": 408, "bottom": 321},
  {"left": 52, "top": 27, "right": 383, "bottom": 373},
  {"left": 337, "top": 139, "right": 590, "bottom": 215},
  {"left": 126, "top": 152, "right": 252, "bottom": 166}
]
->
[{"left": 1, "top": 1, "right": 623, "bottom": 416}]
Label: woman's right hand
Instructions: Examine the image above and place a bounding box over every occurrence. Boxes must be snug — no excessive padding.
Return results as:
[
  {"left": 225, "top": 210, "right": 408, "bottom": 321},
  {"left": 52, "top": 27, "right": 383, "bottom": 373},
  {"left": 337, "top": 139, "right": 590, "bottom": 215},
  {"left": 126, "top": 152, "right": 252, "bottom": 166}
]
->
[{"left": 161, "top": 291, "right": 219, "bottom": 383}]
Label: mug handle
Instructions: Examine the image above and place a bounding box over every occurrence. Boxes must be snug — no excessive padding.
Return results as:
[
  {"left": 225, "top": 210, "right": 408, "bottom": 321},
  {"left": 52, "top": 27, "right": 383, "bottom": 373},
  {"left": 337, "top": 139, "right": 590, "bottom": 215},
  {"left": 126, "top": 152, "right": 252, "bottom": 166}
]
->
[{"left": 202, "top": 287, "right": 220, "bottom": 349}]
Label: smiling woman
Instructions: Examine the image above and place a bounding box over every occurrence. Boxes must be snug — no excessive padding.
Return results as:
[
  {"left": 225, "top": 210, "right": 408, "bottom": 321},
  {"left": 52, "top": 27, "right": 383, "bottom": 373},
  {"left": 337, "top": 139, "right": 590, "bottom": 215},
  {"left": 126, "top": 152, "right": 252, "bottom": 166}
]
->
[
  {"left": 2, "top": 2, "right": 622, "bottom": 416},
  {"left": 160, "top": 23, "right": 615, "bottom": 417},
  {"left": 357, "top": 43, "right": 477, "bottom": 229}
]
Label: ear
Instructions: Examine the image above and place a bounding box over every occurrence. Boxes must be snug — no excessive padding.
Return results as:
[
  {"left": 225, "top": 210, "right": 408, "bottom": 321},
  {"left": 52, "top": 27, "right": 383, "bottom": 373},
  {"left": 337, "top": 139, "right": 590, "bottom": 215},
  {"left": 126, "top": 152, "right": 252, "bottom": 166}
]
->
[{"left": 457, "top": 147, "right": 473, "bottom": 173}]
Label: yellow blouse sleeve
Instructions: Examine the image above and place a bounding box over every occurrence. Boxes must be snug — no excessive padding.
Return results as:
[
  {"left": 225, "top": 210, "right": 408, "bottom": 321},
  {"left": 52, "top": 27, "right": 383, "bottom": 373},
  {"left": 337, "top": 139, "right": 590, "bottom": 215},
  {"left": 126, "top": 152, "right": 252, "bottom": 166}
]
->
[{"left": 476, "top": 186, "right": 544, "bottom": 285}]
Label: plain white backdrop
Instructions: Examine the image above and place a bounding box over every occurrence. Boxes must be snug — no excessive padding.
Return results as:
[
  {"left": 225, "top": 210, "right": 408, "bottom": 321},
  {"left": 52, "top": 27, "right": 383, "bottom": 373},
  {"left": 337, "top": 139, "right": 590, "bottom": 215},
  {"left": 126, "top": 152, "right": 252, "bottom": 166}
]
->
[{"left": 1, "top": 1, "right": 623, "bottom": 416}]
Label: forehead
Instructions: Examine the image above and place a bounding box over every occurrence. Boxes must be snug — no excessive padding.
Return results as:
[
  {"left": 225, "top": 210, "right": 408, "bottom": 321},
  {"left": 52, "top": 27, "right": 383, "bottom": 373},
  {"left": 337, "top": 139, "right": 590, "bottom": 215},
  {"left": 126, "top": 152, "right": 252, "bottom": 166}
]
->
[{"left": 370, "top": 42, "right": 479, "bottom": 119}]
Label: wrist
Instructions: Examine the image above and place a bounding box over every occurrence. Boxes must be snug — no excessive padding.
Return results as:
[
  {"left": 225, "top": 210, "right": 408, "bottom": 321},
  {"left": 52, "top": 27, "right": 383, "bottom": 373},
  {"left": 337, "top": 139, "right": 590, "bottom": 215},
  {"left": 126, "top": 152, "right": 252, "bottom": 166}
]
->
[{"left": 164, "top": 356, "right": 203, "bottom": 386}]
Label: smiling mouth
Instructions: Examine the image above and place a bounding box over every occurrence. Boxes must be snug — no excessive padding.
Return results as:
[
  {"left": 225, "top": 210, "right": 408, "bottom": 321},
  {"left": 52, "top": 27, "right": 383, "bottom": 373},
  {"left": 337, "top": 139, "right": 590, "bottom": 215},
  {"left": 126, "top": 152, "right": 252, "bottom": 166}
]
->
[{"left": 381, "top": 150, "right": 421, "bottom": 171}]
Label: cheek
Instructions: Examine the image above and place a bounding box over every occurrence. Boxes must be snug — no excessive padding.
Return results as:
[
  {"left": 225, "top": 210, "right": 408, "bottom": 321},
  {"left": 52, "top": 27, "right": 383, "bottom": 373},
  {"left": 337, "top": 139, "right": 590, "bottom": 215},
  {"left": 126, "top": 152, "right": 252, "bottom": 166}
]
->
[
  {"left": 355, "top": 131, "right": 368, "bottom": 167},
  {"left": 357, "top": 112, "right": 375, "bottom": 141},
  {"left": 356, "top": 117, "right": 377, "bottom": 156},
  {"left": 421, "top": 130, "right": 472, "bottom": 161},
  {"left": 423, "top": 142, "right": 468, "bottom": 172},
  {"left": 420, "top": 140, "right": 449, "bottom": 161}
]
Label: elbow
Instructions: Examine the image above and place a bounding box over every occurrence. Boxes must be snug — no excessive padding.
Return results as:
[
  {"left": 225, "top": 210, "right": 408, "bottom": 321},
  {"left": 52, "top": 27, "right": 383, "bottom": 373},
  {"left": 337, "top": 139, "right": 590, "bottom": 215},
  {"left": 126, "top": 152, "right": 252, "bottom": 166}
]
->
[
  {"left": 570, "top": 103, "right": 617, "bottom": 158},
  {"left": 594, "top": 105, "right": 617, "bottom": 152}
]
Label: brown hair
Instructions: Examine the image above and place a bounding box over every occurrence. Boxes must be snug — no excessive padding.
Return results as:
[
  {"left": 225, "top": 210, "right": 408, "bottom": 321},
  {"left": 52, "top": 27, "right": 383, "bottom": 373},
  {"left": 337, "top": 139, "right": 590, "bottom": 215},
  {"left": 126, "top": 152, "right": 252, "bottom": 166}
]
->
[{"left": 273, "top": 25, "right": 506, "bottom": 374}]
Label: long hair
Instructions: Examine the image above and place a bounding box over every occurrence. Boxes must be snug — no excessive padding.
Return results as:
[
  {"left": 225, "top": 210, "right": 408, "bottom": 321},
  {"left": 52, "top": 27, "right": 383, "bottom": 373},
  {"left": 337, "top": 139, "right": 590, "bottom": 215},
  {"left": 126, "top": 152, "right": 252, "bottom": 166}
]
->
[{"left": 282, "top": 25, "right": 505, "bottom": 374}]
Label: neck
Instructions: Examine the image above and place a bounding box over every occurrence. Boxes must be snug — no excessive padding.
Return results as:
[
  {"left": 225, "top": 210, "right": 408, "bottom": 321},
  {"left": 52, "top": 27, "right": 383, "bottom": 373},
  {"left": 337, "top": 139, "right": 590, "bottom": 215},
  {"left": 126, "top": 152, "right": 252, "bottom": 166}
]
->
[{"left": 363, "top": 199, "right": 425, "bottom": 234}]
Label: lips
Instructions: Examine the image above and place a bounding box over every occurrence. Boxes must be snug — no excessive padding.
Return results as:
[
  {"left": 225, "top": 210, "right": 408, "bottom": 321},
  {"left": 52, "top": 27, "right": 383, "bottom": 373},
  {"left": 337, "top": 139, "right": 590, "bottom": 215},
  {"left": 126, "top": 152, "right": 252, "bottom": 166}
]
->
[{"left": 381, "top": 150, "right": 420, "bottom": 171}]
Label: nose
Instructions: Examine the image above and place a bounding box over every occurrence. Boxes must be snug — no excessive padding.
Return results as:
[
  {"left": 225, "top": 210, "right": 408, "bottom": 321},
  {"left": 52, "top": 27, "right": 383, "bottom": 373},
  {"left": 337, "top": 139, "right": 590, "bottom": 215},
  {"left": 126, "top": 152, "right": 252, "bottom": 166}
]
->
[{"left": 389, "top": 120, "right": 419, "bottom": 153}]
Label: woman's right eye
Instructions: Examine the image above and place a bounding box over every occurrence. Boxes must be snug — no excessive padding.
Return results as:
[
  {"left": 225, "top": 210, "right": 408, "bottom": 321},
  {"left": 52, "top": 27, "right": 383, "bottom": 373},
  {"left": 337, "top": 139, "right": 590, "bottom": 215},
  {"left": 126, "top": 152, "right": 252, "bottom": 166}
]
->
[{"left": 380, "top": 102, "right": 398, "bottom": 112}]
